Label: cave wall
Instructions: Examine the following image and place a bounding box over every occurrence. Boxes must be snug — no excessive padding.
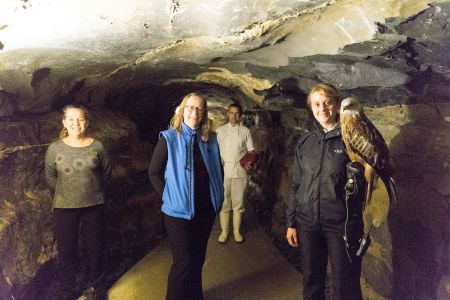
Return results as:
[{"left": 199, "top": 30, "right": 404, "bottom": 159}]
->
[
  {"left": 0, "top": 1, "right": 449, "bottom": 299},
  {"left": 264, "top": 104, "right": 450, "bottom": 299},
  {"left": 0, "top": 110, "right": 164, "bottom": 299}
]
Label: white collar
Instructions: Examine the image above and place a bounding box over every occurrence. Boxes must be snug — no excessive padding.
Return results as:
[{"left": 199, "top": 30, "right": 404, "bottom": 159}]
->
[{"left": 322, "top": 122, "right": 338, "bottom": 133}]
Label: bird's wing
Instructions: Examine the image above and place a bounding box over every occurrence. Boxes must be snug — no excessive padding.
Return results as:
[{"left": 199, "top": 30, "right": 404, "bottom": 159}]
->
[
  {"left": 340, "top": 119, "right": 360, "bottom": 163},
  {"left": 343, "top": 114, "right": 389, "bottom": 171}
]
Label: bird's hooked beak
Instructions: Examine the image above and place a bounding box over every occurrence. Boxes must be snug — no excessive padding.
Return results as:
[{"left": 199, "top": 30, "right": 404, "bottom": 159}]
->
[
  {"left": 340, "top": 97, "right": 352, "bottom": 113},
  {"left": 340, "top": 97, "right": 363, "bottom": 118}
]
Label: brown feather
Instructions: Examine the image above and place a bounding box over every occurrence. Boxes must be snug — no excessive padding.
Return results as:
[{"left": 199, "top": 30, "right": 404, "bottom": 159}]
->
[
  {"left": 340, "top": 97, "right": 397, "bottom": 206},
  {"left": 342, "top": 113, "right": 390, "bottom": 171}
]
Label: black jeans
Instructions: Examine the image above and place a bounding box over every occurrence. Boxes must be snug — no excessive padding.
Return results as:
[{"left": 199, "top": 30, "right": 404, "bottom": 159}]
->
[
  {"left": 54, "top": 204, "right": 105, "bottom": 295},
  {"left": 164, "top": 207, "right": 215, "bottom": 300},
  {"left": 299, "top": 226, "right": 363, "bottom": 300}
]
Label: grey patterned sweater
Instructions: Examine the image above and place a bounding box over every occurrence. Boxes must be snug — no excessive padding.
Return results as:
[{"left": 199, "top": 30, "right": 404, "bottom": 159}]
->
[{"left": 45, "top": 139, "right": 111, "bottom": 208}]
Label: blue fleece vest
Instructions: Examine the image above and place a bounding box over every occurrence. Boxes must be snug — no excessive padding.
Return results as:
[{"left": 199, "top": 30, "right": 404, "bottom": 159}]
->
[{"left": 161, "top": 122, "right": 224, "bottom": 219}]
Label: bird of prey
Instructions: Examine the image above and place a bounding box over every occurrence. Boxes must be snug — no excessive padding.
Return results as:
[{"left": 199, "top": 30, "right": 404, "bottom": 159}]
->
[{"left": 340, "top": 97, "right": 397, "bottom": 206}]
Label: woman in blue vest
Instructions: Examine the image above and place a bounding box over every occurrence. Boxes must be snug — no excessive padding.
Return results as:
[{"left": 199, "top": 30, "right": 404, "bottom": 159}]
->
[{"left": 148, "top": 92, "right": 224, "bottom": 300}]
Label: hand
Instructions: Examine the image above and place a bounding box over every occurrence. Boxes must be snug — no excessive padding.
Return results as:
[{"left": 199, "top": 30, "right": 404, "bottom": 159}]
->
[
  {"left": 286, "top": 227, "right": 298, "bottom": 247},
  {"left": 244, "top": 164, "right": 253, "bottom": 171}
]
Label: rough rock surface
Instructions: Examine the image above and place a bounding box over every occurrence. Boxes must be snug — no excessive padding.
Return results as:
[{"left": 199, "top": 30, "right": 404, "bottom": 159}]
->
[
  {"left": 0, "top": 0, "right": 449, "bottom": 299},
  {"left": 0, "top": 110, "right": 163, "bottom": 299},
  {"left": 262, "top": 103, "right": 450, "bottom": 300}
]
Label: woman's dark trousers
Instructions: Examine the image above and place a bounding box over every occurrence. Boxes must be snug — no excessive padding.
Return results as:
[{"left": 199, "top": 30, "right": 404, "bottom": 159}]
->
[
  {"left": 164, "top": 208, "right": 215, "bottom": 300},
  {"left": 300, "top": 227, "right": 363, "bottom": 300},
  {"left": 54, "top": 204, "right": 105, "bottom": 297}
]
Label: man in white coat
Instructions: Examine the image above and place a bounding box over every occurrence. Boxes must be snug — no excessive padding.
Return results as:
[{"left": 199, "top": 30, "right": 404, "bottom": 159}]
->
[{"left": 216, "top": 103, "right": 255, "bottom": 242}]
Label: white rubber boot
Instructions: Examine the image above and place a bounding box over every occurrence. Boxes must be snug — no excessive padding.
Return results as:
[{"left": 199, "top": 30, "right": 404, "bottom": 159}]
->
[
  {"left": 233, "top": 211, "right": 244, "bottom": 243},
  {"left": 217, "top": 211, "right": 230, "bottom": 243}
]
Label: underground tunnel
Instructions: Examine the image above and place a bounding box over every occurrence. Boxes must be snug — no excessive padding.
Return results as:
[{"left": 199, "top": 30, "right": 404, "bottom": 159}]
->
[{"left": 0, "top": 0, "right": 449, "bottom": 299}]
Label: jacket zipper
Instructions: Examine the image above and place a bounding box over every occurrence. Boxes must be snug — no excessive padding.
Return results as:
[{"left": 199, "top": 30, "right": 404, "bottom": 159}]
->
[
  {"left": 318, "top": 133, "right": 326, "bottom": 226},
  {"left": 189, "top": 134, "right": 195, "bottom": 218}
]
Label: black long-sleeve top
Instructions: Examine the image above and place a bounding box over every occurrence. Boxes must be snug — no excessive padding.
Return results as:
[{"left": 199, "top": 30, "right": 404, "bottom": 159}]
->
[{"left": 148, "top": 137, "right": 167, "bottom": 198}]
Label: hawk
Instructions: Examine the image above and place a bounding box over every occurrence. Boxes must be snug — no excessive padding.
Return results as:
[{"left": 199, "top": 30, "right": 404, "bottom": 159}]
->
[{"left": 340, "top": 97, "right": 397, "bottom": 206}]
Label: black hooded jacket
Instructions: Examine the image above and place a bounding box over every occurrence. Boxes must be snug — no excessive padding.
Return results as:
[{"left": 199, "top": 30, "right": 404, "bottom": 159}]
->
[{"left": 286, "top": 123, "right": 351, "bottom": 231}]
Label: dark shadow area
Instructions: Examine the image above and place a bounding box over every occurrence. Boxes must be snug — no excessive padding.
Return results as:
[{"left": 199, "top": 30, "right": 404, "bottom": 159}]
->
[
  {"left": 388, "top": 104, "right": 449, "bottom": 299},
  {"left": 256, "top": 77, "right": 308, "bottom": 109},
  {"left": 104, "top": 82, "right": 247, "bottom": 144}
]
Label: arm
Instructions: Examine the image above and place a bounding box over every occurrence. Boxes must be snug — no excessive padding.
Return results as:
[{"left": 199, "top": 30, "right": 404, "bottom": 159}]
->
[
  {"left": 244, "top": 128, "right": 256, "bottom": 171},
  {"left": 44, "top": 144, "right": 57, "bottom": 188},
  {"left": 100, "top": 144, "right": 112, "bottom": 185},
  {"left": 245, "top": 128, "right": 255, "bottom": 153},
  {"left": 286, "top": 144, "right": 302, "bottom": 247},
  {"left": 148, "top": 136, "right": 168, "bottom": 197}
]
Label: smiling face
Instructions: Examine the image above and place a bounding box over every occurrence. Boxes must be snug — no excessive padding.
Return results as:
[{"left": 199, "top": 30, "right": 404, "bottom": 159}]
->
[
  {"left": 183, "top": 94, "right": 205, "bottom": 129},
  {"left": 309, "top": 91, "right": 340, "bottom": 129},
  {"left": 62, "top": 107, "right": 89, "bottom": 138}
]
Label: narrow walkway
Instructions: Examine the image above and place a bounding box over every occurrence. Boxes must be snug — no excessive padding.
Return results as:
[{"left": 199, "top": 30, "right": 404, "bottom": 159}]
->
[{"left": 108, "top": 207, "right": 303, "bottom": 300}]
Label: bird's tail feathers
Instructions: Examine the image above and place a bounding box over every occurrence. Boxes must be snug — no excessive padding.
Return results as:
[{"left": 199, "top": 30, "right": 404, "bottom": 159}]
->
[{"left": 381, "top": 176, "right": 398, "bottom": 207}]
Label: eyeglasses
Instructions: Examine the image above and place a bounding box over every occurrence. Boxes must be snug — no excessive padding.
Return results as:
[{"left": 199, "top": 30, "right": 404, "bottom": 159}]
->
[{"left": 184, "top": 105, "right": 205, "bottom": 113}]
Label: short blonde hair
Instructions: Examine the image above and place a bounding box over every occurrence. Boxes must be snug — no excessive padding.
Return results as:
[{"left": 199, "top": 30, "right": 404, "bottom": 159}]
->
[
  {"left": 169, "top": 92, "right": 210, "bottom": 141},
  {"left": 306, "top": 83, "right": 340, "bottom": 108}
]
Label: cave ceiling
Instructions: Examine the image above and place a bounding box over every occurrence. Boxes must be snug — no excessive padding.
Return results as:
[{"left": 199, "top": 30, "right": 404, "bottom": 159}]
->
[
  {"left": 0, "top": 0, "right": 449, "bottom": 116},
  {"left": 2, "top": 3, "right": 450, "bottom": 300}
]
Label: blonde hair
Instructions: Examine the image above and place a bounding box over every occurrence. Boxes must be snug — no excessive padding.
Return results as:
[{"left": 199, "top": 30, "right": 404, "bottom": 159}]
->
[
  {"left": 169, "top": 92, "right": 210, "bottom": 141},
  {"left": 306, "top": 83, "right": 341, "bottom": 108},
  {"left": 59, "top": 104, "right": 89, "bottom": 139}
]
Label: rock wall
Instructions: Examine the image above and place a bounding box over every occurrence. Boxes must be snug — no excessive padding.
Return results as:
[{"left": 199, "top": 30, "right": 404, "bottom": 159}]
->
[
  {"left": 0, "top": 109, "right": 163, "bottom": 299},
  {"left": 0, "top": 2, "right": 448, "bottom": 299},
  {"left": 261, "top": 103, "right": 450, "bottom": 300}
]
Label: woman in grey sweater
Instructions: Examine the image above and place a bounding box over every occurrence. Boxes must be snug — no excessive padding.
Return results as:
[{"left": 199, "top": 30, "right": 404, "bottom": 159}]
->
[{"left": 45, "top": 104, "right": 111, "bottom": 300}]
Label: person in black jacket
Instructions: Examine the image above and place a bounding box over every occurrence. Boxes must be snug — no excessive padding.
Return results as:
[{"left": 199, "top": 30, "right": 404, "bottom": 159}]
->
[{"left": 286, "top": 83, "right": 364, "bottom": 300}]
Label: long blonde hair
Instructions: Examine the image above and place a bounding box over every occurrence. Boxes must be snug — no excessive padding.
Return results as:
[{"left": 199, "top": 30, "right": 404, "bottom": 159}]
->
[
  {"left": 59, "top": 104, "right": 89, "bottom": 139},
  {"left": 169, "top": 92, "right": 210, "bottom": 141}
]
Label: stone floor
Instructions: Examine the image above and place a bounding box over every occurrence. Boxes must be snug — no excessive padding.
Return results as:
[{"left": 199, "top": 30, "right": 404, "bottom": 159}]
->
[{"left": 107, "top": 206, "right": 303, "bottom": 300}]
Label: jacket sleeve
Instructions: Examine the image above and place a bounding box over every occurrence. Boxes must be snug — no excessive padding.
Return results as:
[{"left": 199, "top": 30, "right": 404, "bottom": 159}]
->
[
  {"left": 148, "top": 136, "right": 168, "bottom": 197},
  {"left": 286, "top": 141, "right": 302, "bottom": 228}
]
